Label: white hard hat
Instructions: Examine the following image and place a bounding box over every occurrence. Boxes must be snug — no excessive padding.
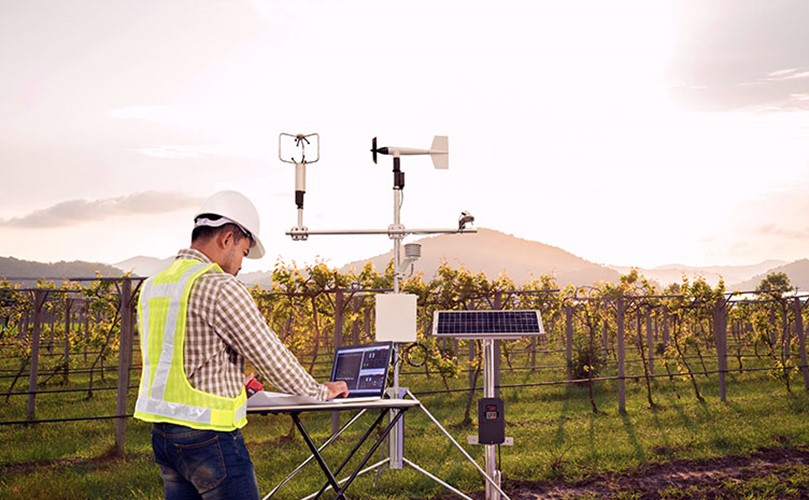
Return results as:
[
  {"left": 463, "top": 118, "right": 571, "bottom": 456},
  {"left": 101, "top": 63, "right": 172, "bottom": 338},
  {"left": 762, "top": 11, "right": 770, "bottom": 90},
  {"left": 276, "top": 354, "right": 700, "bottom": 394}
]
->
[{"left": 194, "top": 191, "right": 266, "bottom": 259}]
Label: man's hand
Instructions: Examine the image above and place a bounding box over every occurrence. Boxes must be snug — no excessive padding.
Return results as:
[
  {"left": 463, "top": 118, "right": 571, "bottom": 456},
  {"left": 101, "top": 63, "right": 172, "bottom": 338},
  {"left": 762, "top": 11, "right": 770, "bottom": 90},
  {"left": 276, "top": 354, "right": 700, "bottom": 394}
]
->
[{"left": 325, "top": 381, "right": 349, "bottom": 399}]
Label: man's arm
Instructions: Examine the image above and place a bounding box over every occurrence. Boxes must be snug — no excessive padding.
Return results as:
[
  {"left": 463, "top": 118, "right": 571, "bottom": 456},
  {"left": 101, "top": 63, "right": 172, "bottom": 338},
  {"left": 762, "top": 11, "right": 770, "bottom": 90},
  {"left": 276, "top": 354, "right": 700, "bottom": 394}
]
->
[{"left": 214, "top": 279, "right": 337, "bottom": 400}]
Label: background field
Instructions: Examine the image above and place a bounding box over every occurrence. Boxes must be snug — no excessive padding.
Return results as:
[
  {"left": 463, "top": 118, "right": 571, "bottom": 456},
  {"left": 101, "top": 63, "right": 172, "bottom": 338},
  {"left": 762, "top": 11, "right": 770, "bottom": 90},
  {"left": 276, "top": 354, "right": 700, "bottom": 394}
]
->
[
  {"left": 2, "top": 267, "right": 809, "bottom": 498},
  {"left": 2, "top": 346, "right": 808, "bottom": 499}
]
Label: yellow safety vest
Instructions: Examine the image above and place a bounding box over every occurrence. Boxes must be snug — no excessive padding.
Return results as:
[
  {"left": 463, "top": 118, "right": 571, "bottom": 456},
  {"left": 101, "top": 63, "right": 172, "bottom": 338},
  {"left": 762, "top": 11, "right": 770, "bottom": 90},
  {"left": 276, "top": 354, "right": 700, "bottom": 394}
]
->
[{"left": 134, "top": 258, "right": 248, "bottom": 431}]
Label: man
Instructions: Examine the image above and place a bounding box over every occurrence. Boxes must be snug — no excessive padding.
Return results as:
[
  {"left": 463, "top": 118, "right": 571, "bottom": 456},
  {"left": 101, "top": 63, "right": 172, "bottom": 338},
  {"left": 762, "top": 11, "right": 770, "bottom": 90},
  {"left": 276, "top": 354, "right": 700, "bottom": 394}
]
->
[{"left": 134, "top": 190, "right": 348, "bottom": 499}]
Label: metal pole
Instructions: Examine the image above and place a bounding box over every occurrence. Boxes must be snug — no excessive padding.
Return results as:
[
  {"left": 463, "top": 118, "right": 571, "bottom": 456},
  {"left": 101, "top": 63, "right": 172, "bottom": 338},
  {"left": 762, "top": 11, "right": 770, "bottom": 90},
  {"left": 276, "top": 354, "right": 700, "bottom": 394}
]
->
[
  {"left": 389, "top": 155, "right": 404, "bottom": 469},
  {"left": 493, "top": 294, "right": 502, "bottom": 398},
  {"left": 332, "top": 290, "right": 344, "bottom": 434},
  {"left": 483, "top": 339, "right": 501, "bottom": 500}
]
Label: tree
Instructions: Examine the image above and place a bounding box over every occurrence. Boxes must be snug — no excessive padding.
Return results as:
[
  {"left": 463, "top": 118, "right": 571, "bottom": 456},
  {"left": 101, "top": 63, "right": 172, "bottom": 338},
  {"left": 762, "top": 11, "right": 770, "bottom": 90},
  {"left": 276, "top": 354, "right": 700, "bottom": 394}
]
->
[
  {"left": 755, "top": 272, "right": 796, "bottom": 392},
  {"left": 756, "top": 272, "right": 792, "bottom": 295}
]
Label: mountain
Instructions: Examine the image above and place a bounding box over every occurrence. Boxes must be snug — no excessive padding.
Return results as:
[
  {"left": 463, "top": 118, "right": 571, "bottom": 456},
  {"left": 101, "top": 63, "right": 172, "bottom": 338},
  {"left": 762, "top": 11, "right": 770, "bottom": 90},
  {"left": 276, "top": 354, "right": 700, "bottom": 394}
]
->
[
  {"left": 0, "top": 256, "right": 126, "bottom": 287},
  {"left": 610, "top": 260, "right": 786, "bottom": 288},
  {"left": 114, "top": 256, "right": 173, "bottom": 277},
  {"left": 6, "top": 231, "right": 805, "bottom": 291},
  {"left": 340, "top": 228, "right": 621, "bottom": 287},
  {"left": 237, "top": 271, "right": 274, "bottom": 289},
  {"left": 113, "top": 255, "right": 273, "bottom": 288},
  {"left": 731, "top": 259, "right": 809, "bottom": 291}
]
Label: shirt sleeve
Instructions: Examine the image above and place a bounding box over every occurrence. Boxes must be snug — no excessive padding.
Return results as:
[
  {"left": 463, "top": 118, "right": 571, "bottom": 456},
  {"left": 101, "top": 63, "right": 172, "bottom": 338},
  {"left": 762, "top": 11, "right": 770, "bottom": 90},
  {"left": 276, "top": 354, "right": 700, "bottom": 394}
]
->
[{"left": 212, "top": 278, "right": 330, "bottom": 401}]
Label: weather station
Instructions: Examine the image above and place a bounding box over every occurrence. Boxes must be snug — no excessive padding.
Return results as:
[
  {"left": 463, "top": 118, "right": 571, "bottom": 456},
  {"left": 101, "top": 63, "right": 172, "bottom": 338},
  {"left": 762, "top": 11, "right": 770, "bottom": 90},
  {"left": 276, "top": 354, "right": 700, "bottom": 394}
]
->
[{"left": 276, "top": 132, "right": 518, "bottom": 500}]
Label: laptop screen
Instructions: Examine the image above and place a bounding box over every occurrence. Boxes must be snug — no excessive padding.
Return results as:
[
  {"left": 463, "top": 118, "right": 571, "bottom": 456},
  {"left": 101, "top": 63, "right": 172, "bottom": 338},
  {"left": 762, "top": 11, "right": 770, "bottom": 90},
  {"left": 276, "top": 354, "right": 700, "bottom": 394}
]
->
[{"left": 330, "top": 342, "right": 393, "bottom": 398}]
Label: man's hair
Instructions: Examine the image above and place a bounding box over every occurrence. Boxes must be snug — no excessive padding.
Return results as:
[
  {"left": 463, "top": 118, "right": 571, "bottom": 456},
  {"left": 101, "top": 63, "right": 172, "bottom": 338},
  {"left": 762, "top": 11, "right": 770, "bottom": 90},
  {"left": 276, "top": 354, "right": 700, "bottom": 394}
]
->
[{"left": 192, "top": 214, "right": 249, "bottom": 245}]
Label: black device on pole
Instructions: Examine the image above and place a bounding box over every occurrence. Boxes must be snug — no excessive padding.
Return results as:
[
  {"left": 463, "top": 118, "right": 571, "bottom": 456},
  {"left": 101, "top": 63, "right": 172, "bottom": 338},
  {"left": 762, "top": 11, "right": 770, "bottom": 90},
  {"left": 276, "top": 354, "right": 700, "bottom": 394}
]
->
[
  {"left": 371, "top": 137, "right": 405, "bottom": 189},
  {"left": 478, "top": 397, "right": 505, "bottom": 445}
]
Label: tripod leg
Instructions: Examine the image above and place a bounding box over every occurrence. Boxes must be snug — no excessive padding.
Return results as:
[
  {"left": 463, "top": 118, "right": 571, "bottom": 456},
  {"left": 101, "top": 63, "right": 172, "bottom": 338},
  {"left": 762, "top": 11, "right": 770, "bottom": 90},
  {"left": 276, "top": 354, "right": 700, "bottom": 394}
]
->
[{"left": 407, "top": 390, "right": 511, "bottom": 500}]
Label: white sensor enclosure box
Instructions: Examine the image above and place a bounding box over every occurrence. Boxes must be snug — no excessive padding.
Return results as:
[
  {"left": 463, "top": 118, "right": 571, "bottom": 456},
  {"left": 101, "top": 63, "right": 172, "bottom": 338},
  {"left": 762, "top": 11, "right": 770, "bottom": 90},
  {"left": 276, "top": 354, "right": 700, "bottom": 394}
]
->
[{"left": 375, "top": 293, "right": 417, "bottom": 343}]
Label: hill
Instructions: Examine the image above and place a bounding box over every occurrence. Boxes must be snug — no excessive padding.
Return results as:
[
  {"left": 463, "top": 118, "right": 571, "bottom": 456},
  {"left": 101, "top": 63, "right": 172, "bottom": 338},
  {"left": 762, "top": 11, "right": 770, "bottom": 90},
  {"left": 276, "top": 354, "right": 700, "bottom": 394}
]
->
[
  {"left": 731, "top": 259, "right": 809, "bottom": 291},
  {"left": 114, "top": 256, "right": 173, "bottom": 277},
  {"left": 340, "top": 228, "right": 620, "bottom": 287},
  {"left": 113, "top": 255, "right": 273, "bottom": 288},
  {"left": 610, "top": 260, "right": 785, "bottom": 288},
  {"left": 0, "top": 256, "right": 126, "bottom": 287},
  {"left": 6, "top": 231, "right": 806, "bottom": 291}
]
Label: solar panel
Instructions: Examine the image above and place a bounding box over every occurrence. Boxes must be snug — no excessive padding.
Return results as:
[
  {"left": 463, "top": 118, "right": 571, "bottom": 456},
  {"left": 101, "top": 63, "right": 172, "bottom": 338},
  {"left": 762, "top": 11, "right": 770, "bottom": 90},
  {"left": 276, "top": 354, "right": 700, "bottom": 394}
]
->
[{"left": 432, "top": 310, "right": 545, "bottom": 339}]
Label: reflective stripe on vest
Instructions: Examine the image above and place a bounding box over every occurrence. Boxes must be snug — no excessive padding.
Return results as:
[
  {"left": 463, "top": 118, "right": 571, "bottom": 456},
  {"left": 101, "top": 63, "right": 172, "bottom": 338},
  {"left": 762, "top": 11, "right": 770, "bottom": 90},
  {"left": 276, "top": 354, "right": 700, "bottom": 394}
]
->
[{"left": 134, "top": 259, "right": 247, "bottom": 431}]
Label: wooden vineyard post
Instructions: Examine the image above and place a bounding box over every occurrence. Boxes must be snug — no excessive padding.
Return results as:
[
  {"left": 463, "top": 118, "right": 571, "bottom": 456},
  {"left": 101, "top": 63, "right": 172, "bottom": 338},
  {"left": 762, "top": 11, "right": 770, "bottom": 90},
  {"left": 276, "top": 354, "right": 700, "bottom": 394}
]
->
[
  {"left": 351, "top": 295, "right": 360, "bottom": 345},
  {"left": 565, "top": 304, "right": 573, "bottom": 381},
  {"left": 783, "top": 300, "right": 791, "bottom": 361},
  {"left": 115, "top": 279, "right": 134, "bottom": 454},
  {"left": 713, "top": 298, "right": 728, "bottom": 402},
  {"left": 601, "top": 322, "right": 609, "bottom": 358},
  {"left": 364, "top": 305, "right": 371, "bottom": 341},
  {"left": 793, "top": 297, "right": 809, "bottom": 391},
  {"left": 27, "top": 290, "right": 49, "bottom": 422},
  {"left": 63, "top": 297, "right": 73, "bottom": 384},
  {"left": 645, "top": 306, "right": 654, "bottom": 376},
  {"left": 617, "top": 296, "right": 626, "bottom": 413}
]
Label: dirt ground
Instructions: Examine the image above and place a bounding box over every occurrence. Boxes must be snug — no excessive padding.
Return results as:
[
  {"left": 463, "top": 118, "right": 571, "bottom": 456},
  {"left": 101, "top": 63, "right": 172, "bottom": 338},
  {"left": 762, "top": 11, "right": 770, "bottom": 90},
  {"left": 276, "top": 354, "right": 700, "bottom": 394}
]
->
[{"left": 478, "top": 447, "right": 809, "bottom": 499}]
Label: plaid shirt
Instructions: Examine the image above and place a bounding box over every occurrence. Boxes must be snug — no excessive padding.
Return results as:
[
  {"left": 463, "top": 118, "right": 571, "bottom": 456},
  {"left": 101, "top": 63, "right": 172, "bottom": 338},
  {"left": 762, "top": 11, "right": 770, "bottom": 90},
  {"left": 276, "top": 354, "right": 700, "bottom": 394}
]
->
[{"left": 172, "top": 248, "right": 328, "bottom": 400}]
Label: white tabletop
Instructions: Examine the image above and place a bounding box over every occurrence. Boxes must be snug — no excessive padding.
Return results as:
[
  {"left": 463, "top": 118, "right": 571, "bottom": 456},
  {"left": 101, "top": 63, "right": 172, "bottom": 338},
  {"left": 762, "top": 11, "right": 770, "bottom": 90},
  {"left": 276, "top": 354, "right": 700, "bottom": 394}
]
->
[{"left": 247, "top": 394, "right": 420, "bottom": 413}]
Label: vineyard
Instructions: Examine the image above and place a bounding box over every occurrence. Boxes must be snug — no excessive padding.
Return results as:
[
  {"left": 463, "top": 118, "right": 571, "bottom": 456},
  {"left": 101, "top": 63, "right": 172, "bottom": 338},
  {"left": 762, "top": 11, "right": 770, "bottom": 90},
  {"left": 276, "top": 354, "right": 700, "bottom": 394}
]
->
[{"left": 2, "top": 262, "right": 809, "bottom": 497}]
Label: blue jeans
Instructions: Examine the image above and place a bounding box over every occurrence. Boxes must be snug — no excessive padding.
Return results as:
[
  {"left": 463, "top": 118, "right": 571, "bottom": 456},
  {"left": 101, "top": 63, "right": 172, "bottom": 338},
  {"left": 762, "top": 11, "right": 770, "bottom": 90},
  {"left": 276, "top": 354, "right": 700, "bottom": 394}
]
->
[{"left": 151, "top": 423, "right": 259, "bottom": 500}]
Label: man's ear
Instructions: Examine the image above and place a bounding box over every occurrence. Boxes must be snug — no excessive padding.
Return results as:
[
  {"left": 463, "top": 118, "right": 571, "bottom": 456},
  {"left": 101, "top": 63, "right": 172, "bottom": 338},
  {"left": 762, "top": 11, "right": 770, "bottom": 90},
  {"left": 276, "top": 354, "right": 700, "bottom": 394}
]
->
[{"left": 217, "top": 229, "right": 235, "bottom": 250}]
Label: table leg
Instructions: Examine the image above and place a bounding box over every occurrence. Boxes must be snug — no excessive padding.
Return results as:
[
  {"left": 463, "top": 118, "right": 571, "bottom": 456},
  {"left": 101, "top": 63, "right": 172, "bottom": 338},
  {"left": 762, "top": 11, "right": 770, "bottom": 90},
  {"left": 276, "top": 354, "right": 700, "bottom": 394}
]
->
[
  {"left": 314, "top": 408, "right": 391, "bottom": 497},
  {"left": 334, "top": 407, "right": 409, "bottom": 498},
  {"left": 291, "top": 413, "right": 343, "bottom": 495}
]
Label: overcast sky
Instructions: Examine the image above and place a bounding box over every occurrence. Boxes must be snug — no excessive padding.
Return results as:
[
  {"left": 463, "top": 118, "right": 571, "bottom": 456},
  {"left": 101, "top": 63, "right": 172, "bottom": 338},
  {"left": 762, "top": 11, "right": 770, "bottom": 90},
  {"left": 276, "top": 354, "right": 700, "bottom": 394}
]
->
[{"left": 2, "top": 0, "right": 809, "bottom": 273}]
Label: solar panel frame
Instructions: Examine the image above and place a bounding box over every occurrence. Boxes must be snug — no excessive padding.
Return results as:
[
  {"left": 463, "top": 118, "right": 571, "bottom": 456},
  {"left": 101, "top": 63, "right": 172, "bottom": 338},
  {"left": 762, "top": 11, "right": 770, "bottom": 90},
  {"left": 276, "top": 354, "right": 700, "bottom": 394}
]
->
[{"left": 432, "top": 310, "right": 545, "bottom": 339}]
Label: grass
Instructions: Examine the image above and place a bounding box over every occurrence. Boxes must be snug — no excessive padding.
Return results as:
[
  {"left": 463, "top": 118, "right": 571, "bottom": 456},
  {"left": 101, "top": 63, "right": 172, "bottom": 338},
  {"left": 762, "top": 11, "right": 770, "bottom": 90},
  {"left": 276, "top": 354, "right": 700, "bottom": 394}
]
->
[{"left": 1, "top": 350, "right": 809, "bottom": 498}]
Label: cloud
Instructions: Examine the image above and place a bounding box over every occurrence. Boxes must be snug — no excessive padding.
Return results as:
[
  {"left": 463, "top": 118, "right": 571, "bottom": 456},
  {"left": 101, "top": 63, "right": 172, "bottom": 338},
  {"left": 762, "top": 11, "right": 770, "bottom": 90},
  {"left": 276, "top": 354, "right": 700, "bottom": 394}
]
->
[
  {"left": 755, "top": 224, "right": 809, "bottom": 241},
  {"left": 0, "top": 191, "right": 204, "bottom": 228},
  {"left": 670, "top": 1, "right": 809, "bottom": 111},
  {"left": 763, "top": 68, "right": 809, "bottom": 82}
]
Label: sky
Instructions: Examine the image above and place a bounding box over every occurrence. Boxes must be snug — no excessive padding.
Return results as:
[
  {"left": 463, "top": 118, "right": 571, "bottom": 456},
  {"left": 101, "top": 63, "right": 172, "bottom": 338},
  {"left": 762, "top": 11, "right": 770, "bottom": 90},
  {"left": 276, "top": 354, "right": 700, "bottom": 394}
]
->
[{"left": 2, "top": 0, "right": 809, "bottom": 274}]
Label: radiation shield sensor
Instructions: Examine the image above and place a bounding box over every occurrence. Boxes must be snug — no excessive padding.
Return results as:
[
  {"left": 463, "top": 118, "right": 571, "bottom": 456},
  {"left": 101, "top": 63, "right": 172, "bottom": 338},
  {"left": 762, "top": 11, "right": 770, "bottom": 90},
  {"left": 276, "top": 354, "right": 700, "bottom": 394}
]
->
[
  {"left": 279, "top": 133, "right": 320, "bottom": 165},
  {"left": 375, "top": 293, "right": 417, "bottom": 343},
  {"left": 432, "top": 310, "right": 545, "bottom": 339},
  {"left": 279, "top": 133, "right": 320, "bottom": 240}
]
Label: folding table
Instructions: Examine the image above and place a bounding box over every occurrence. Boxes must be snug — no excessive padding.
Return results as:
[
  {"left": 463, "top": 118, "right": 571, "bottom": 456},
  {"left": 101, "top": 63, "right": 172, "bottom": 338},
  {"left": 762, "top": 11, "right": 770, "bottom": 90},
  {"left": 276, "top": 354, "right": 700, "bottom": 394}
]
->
[{"left": 248, "top": 398, "right": 420, "bottom": 499}]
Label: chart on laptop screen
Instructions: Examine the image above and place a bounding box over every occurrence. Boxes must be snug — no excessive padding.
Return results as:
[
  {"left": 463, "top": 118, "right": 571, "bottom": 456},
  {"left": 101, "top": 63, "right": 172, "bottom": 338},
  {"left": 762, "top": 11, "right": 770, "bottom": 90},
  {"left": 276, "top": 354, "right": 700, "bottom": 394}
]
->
[{"left": 332, "top": 344, "right": 391, "bottom": 396}]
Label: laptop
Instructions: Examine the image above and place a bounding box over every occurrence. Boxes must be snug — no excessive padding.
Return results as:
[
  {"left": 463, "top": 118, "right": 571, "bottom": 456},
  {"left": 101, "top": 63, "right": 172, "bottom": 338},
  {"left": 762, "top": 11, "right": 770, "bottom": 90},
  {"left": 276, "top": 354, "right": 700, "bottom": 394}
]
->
[
  {"left": 330, "top": 341, "right": 393, "bottom": 402},
  {"left": 248, "top": 342, "right": 394, "bottom": 407}
]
